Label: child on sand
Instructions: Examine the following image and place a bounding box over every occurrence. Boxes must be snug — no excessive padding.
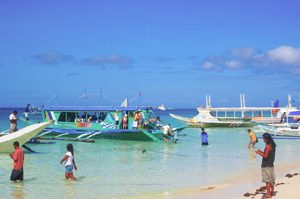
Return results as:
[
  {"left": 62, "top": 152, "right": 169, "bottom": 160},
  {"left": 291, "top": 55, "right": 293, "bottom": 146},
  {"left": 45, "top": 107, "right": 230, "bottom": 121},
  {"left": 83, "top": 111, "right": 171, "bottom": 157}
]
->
[{"left": 60, "top": 143, "right": 78, "bottom": 181}]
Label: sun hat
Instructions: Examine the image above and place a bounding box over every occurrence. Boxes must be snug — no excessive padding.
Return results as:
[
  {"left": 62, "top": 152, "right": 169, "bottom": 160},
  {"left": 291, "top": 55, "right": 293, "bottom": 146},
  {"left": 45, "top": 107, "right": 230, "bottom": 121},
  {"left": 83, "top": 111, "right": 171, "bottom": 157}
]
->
[
  {"left": 125, "top": 114, "right": 127, "bottom": 116},
  {"left": 172, "top": 128, "right": 176, "bottom": 131}
]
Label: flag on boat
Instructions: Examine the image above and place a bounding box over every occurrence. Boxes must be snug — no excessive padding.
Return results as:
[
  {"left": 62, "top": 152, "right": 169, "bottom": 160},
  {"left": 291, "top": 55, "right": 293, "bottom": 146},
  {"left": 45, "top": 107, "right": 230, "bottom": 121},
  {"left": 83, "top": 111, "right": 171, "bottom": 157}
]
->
[{"left": 272, "top": 99, "right": 279, "bottom": 115}]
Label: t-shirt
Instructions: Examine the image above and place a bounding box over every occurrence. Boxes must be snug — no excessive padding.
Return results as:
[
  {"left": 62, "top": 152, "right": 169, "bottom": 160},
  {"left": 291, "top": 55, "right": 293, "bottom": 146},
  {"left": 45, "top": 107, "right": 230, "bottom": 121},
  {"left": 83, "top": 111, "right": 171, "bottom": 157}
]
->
[
  {"left": 12, "top": 148, "right": 24, "bottom": 170},
  {"left": 249, "top": 132, "right": 256, "bottom": 142},
  {"left": 201, "top": 132, "right": 208, "bottom": 143},
  {"left": 173, "top": 130, "right": 178, "bottom": 139},
  {"left": 65, "top": 151, "right": 74, "bottom": 166},
  {"left": 9, "top": 114, "right": 16, "bottom": 120},
  {"left": 163, "top": 125, "right": 170, "bottom": 135},
  {"left": 115, "top": 113, "right": 119, "bottom": 121},
  {"left": 144, "top": 113, "right": 150, "bottom": 121}
]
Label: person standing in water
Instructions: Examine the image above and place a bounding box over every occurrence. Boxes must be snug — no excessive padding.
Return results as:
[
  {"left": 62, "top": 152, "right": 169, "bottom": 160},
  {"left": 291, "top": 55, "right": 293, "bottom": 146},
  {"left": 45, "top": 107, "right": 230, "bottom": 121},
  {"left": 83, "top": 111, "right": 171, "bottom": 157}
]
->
[
  {"left": 160, "top": 124, "right": 173, "bottom": 142},
  {"left": 248, "top": 129, "right": 257, "bottom": 149},
  {"left": 201, "top": 128, "right": 208, "bottom": 145},
  {"left": 255, "top": 133, "right": 276, "bottom": 198},
  {"left": 172, "top": 128, "right": 178, "bottom": 143},
  {"left": 24, "top": 104, "right": 31, "bottom": 121},
  {"left": 9, "top": 141, "right": 24, "bottom": 182},
  {"left": 60, "top": 143, "right": 78, "bottom": 181}
]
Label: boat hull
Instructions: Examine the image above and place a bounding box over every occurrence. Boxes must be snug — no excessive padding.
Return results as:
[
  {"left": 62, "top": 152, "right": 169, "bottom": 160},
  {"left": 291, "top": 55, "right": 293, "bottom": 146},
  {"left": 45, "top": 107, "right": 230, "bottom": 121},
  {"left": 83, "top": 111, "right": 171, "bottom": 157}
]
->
[{"left": 0, "top": 121, "right": 54, "bottom": 153}]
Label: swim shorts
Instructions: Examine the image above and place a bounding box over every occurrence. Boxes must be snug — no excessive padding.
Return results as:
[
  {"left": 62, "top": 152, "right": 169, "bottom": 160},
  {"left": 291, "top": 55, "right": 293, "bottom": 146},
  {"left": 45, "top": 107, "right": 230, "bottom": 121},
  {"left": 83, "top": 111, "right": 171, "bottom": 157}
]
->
[{"left": 10, "top": 168, "right": 23, "bottom": 181}]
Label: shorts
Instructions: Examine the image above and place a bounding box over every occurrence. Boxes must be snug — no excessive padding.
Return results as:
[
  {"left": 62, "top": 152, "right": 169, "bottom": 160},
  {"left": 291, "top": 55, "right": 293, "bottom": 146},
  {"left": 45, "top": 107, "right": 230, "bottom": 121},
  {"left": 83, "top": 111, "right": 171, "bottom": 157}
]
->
[
  {"left": 10, "top": 168, "right": 23, "bottom": 181},
  {"left": 132, "top": 121, "right": 138, "bottom": 128},
  {"left": 202, "top": 142, "right": 209, "bottom": 145},
  {"left": 249, "top": 141, "right": 256, "bottom": 145},
  {"left": 115, "top": 121, "right": 119, "bottom": 125},
  {"left": 65, "top": 165, "right": 73, "bottom": 173},
  {"left": 262, "top": 167, "right": 275, "bottom": 186}
]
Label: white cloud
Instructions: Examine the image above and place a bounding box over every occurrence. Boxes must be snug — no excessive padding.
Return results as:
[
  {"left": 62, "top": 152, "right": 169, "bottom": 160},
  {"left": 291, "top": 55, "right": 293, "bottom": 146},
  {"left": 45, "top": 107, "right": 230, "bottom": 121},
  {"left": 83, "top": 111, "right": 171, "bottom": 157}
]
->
[
  {"left": 224, "top": 60, "right": 244, "bottom": 69},
  {"left": 81, "top": 54, "right": 133, "bottom": 66},
  {"left": 30, "top": 51, "right": 75, "bottom": 65},
  {"left": 254, "top": 45, "right": 300, "bottom": 66},
  {"left": 201, "top": 61, "right": 222, "bottom": 71},
  {"left": 200, "top": 45, "right": 300, "bottom": 74},
  {"left": 230, "top": 47, "right": 257, "bottom": 60}
]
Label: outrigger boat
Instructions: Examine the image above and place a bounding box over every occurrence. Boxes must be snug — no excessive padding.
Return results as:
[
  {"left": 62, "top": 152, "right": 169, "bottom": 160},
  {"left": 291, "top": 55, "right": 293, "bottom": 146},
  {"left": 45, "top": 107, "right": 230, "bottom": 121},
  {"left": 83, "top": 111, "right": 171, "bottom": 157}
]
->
[
  {"left": 0, "top": 120, "right": 54, "bottom": 153},
  {"left": 21, "top": 106, "right": 187, "bottom": 142},
  {"left": 258, "top": 110, "right": 300, "bottom": 137},
  {"left": 170, "top": 95, "right": 298, "bottom": 128}
]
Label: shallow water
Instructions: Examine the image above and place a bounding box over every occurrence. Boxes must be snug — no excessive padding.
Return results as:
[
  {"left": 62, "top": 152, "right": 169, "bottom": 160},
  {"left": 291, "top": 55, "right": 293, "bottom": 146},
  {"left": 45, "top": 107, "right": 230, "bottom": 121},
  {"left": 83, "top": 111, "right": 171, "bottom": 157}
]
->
[{"left": 1, "top": 108, "right": 300, "bottom": 198}]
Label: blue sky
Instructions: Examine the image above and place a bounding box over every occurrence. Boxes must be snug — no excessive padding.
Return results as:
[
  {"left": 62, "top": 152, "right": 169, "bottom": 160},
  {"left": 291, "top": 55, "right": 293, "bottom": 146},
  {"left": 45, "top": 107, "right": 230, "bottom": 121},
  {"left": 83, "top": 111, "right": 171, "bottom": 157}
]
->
[{"left": 1, "top": 0, "right": 300, "bottom": 108}]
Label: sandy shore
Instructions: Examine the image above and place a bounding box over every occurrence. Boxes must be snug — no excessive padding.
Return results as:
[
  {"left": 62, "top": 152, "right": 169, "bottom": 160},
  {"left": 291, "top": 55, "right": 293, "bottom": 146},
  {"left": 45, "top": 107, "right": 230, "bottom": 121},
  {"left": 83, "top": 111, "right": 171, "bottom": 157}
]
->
[{"left": 167, "top": 163, "right": 300, "bottom": 199}]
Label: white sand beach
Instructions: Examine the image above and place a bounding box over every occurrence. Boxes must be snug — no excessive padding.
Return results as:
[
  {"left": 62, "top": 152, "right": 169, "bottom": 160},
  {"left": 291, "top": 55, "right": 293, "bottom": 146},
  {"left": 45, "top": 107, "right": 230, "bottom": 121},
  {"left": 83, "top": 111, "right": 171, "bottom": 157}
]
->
[{"left": 168, "top": 163, "right": 300, "bottom": 199}]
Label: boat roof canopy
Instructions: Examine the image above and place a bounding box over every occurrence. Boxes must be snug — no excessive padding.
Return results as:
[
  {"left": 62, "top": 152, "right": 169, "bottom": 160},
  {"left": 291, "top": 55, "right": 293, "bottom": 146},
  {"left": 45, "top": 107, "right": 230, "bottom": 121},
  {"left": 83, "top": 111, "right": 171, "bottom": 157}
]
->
[
  {"left": 289, "top": 111, "right": 300, "bottom": 116},
  {"left": 43, "top": 106, "right": 153, "bottom": 112}
]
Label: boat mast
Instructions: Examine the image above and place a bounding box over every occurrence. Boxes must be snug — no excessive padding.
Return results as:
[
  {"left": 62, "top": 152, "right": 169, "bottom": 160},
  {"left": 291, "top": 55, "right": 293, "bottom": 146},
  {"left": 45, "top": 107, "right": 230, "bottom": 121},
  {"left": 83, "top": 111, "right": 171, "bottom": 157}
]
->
[
  {"left": 139, "top": 92, "right": 141, "bottom": 107},
  {"left": 85, "top": 88, "right": 87, "bottom": 108},
  {"left": 99, "top": 88, "right": 102, "bottom": 106},
  {"left": 55, "top": 91, "right": 58, "bottom": 107}
]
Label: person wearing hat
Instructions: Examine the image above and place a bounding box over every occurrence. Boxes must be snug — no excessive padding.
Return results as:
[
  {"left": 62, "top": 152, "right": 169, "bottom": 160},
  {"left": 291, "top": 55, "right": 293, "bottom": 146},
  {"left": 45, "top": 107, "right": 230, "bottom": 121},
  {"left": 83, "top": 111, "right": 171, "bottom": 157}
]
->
[
  {"left": 137, "top": 109, "right": 143, "bottom": 129},
  {"left": 122, "top": 114, "right": 128, "bottom": 129},
  {"left": 115, "top": 110, "right": 120, "bottom": 129},
  {"left": 133, "top": 111, "right": 138, "bottom": 129},
  {"left": 248, "top": 129, "right": 257, "bottom": 149},
  {"left": 9, "top": 111, "right": 18, "bottom": 133},
  {"left": 172, "top": 128, "right": 178, "bottom": 143}
]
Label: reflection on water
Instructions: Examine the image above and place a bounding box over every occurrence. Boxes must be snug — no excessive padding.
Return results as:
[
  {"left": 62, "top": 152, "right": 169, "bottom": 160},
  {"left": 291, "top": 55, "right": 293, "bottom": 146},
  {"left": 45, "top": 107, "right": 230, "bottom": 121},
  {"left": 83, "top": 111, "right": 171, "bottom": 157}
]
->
[{"left": 11, "top": 184, "right": 27, "bottom": 199}]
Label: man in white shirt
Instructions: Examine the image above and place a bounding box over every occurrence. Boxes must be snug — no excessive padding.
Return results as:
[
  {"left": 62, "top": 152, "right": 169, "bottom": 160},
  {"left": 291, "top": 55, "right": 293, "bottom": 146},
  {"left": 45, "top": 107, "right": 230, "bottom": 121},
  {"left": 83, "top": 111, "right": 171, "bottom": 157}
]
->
[{"left": 9, "top": 111, "right": 18, "bottom": 133}]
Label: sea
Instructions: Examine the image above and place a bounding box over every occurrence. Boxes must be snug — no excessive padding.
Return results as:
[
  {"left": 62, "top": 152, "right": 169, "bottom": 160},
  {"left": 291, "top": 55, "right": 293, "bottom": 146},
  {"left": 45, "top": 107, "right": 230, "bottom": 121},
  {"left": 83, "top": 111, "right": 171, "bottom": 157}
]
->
[{"left": 1, "top": 108, "right": 300, "bottom": 199}]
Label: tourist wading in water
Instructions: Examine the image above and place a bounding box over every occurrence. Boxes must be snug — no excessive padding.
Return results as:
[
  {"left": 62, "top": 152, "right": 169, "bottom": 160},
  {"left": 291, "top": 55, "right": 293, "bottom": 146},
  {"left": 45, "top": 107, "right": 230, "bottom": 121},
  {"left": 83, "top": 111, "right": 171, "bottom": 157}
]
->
[
  {"left": 160, "top": 124, "right": 173, "bottom": 142},
  {"left": 201, "top": 128, "right": 208, "bottom": 145},
  {"left": 9, "top": 141, "right": 24, "bottom": 182},
  {"left": 60, "top": 143, "right": 78, "bottom": 181},
  {"left": 247, "top": 129, "right": 257, "bottom": 149},
  {"left": 255, "top": 133, "right": 276, "bottom": 199}
]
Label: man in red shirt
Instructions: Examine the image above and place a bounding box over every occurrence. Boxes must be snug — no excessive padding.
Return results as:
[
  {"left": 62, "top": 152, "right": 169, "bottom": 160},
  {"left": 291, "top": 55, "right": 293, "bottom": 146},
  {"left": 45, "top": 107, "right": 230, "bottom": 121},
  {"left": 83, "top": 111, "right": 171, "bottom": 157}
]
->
[{"left": 9, "top": 141, "right": 24, "bottom": 182}]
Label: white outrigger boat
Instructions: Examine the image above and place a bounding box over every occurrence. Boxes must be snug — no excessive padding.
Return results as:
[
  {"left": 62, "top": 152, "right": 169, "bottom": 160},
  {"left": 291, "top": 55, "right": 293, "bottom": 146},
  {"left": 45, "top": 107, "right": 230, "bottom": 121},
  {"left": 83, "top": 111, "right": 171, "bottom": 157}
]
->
[
  {"left": 0, "top": 120, "right": 54, "bottom": 153},
  {"left": 258, "top": 110, "right": 300, "bottom": 137},
  {"left": 170, "top": 95, "right": 298, "bottom": 128}
]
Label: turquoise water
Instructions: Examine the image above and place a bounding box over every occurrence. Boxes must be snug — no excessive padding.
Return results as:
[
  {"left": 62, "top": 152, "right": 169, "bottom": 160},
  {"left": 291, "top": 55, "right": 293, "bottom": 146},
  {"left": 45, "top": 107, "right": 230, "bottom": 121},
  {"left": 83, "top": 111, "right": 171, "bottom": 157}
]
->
[{"left": 1, "top": 108, "right": 300, "bottom": 198}]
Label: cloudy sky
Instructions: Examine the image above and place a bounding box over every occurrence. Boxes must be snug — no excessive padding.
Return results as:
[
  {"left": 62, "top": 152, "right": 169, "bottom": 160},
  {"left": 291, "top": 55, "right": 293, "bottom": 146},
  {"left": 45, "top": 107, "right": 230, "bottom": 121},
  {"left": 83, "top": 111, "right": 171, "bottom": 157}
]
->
[{"left": 1, "top": 0, "right": 300, "bottom": 108}]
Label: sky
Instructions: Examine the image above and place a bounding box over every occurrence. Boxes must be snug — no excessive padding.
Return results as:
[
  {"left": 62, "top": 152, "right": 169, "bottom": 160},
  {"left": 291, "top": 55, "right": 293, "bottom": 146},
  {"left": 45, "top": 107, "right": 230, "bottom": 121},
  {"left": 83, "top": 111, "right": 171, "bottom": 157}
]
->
[{"left": 1, "top": 0, "right": 300, "bottom": 108}]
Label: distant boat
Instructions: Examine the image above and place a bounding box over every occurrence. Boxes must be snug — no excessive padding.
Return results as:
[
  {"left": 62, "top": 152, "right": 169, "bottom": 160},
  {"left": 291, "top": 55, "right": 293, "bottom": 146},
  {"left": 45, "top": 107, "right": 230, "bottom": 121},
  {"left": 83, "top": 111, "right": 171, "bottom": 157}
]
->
[
  {"left": 258, "top": 124, "right": 300, "bottom": 137},
  {"left": 158, "top": 105, "right": 166, "bottom": 111},
  {"left": 0, "top": 120, "right": 54, "bottom": 153},
  {"left": 170, "top": 94, "right": 298, "bottom": 128}
]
